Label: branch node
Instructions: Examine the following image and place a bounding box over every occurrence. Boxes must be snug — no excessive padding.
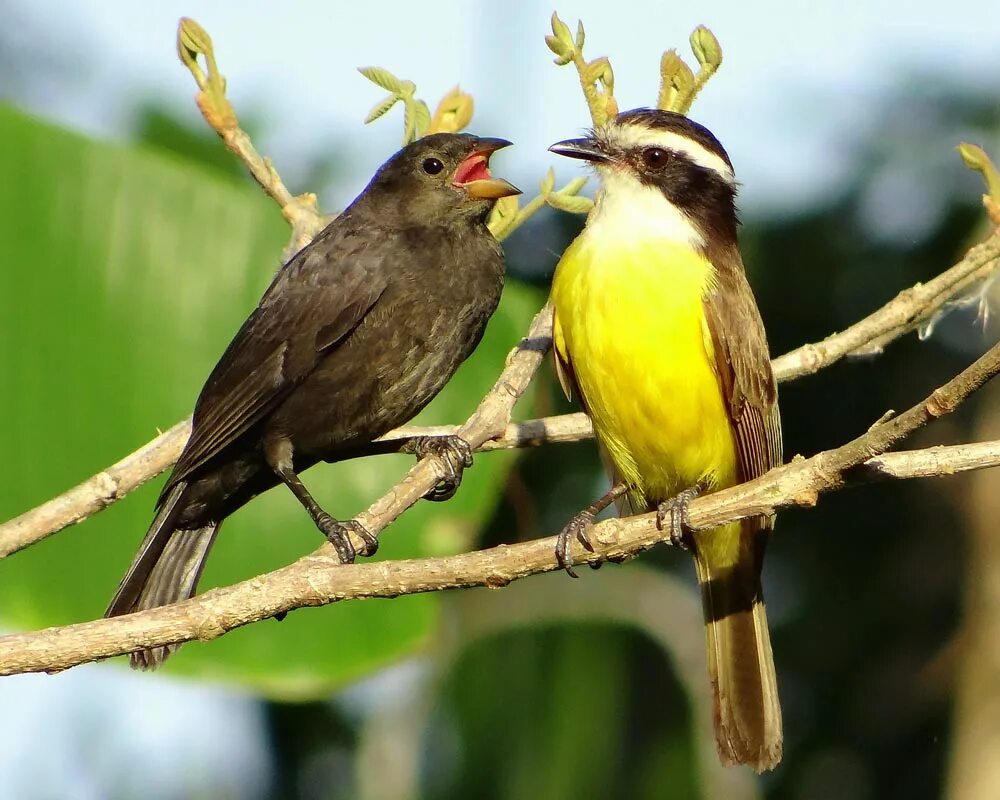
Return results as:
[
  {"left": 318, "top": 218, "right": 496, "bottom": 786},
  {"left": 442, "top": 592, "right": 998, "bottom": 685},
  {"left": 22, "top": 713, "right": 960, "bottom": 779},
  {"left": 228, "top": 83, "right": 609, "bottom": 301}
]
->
[
  {"left": 792, "top": 489, "right": 819, "bottom": 508},
  {"left": 927, "top": 389, "right": 954, "bottom": 418},
  {"left": 485, "top": 573, "right": 511, "bottom": 589}
]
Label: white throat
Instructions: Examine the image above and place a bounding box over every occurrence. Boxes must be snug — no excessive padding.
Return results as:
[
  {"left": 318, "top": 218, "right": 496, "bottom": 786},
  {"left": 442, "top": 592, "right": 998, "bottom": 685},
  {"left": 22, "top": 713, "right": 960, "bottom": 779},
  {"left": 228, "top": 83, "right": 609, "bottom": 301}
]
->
[{"left": 588, "top": 167, "right": 704, "bottom": 248}]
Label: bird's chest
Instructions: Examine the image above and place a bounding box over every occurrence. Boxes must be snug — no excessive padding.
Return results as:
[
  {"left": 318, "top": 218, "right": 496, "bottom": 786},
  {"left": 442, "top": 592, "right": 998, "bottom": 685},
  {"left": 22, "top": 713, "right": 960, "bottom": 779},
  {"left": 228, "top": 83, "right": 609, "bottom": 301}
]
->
[
  {"left": 552, "top": 234, "right": 736, "bottom": 501},
  {"left": 378, "top": 255, "right": 502, "bottom": 378},
  {"left": 309, "top": 248, "right": 502, "bottom": 443}
]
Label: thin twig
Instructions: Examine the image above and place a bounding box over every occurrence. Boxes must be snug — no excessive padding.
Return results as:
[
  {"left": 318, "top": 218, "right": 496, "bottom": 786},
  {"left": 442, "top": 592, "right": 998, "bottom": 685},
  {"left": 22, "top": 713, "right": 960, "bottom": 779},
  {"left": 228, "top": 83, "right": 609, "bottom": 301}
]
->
[
  {"left": 773, "top": 229, "right": 1000, "bottom": 379},
  {"left": 2, "top": 341, "right": 998, "bottom": 676}
]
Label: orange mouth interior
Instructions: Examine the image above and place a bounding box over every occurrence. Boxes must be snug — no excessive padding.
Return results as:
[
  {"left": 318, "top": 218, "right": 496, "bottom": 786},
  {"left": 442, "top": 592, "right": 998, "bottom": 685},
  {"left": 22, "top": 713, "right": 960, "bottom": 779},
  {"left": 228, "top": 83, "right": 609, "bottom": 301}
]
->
[{"left": 452, "top": 153, "right": 492, "bottom": 185}]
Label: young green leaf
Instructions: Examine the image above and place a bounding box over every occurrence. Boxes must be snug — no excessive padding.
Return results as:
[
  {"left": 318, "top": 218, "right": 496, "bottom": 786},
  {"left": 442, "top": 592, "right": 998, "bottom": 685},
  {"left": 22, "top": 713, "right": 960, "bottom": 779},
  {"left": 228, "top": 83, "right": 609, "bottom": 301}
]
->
[
  {"left": 547, "top": 191, "right": 594, "bottom": 215},
  {"left": 487, "top": 194, "right": 520, "bottom": 238},
  {"left": 412, "top": 99, "right": 432, "bottom": 139},
  {"left": 550, "top": 12, "right": 575, "bottom": 50},
  {"left": 358, "top": 66, "right": 403, "bottom": 93},
  {"left": 539, "top": 167, "right": 556, "bottom": 196},
  {"left": 364, "top": 94, "right": 399, "bottom": 124},
  {"left": 545, "top": 35, "right": 574, "bottom": 65}
]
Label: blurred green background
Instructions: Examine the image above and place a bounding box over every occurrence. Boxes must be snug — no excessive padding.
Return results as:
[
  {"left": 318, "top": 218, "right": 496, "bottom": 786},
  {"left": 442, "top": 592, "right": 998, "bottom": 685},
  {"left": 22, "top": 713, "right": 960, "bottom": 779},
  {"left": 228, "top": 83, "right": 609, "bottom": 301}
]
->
[{"left": 2, "top": 2, "right": 1000, "bottom": 799}]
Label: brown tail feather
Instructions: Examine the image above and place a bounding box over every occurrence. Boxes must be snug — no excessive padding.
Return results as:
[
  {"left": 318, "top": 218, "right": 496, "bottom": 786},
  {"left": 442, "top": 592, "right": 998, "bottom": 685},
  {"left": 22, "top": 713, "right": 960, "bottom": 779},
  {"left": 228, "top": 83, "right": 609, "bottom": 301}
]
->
[{"left": 693, "top": 520, "right": 782, "bottom": 772}]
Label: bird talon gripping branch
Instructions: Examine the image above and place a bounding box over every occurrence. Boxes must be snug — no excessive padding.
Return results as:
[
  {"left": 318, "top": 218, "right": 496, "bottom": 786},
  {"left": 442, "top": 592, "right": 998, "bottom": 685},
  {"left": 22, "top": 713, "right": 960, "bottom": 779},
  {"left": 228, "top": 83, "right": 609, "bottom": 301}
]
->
[
  {"left": 315, "top": 513, "right": 358, "bottom": 563},
  {"left": 655, "top": 485, "right": 700, "bottom": 549},
  {"left": 555, "top": 482, "right": 628, "bottom": 577},
  {"left": 555, "top": 509, "right": 596, "bottom": 578},
  {"left": 404, "top": 434, "right": 475, "bottom": 502},
  {"left": 316, "top": 515, "right": 378, "bottom": 562}
]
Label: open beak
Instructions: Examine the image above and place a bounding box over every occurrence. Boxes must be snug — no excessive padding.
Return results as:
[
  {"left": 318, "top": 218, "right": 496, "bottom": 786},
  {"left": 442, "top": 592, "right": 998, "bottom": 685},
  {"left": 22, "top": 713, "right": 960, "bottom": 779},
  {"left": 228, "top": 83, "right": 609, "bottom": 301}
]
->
[
  {"left": 453, "top": 138, "right": 521, "bottom": 200},
  {"left": 548, "top": 137, "right": 611, "bottom": 164}
]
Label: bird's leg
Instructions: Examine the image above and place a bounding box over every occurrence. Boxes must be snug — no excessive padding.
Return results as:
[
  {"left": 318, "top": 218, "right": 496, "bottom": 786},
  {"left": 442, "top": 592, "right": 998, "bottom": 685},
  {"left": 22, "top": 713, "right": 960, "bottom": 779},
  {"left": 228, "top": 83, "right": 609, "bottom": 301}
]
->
[
  {"left": 556, "top": 482, "right": 630, "bottom": 578},
  {"left": 265, "top": 437, "right": 378, "bottom": 563},
  {"left": 655, "top": 485, "right": 702, "bottom": 549},
  {"left": 401, "top": 435, "right": 474, "bottom": 502}
]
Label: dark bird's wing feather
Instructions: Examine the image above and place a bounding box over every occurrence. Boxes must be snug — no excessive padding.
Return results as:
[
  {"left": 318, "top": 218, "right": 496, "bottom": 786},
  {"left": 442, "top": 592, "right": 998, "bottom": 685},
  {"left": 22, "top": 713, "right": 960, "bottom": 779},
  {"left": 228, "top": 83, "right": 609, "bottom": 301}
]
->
[{"left": 165, "top": 224, "right": 389, "bottom": 494}]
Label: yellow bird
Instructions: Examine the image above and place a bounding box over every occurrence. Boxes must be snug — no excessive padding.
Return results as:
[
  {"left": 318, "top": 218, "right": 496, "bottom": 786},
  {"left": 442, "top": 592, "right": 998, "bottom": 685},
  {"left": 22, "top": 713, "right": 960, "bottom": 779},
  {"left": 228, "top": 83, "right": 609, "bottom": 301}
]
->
[{"left": 548, "top": 109, "right": 783, "bottom": 771}]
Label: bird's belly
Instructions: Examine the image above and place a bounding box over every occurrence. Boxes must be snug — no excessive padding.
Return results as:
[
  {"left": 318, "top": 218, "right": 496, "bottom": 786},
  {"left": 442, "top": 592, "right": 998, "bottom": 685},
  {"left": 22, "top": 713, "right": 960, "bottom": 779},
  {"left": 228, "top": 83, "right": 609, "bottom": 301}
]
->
[{"left": 555, "top": 241, "right": 737, "bottom": 507}]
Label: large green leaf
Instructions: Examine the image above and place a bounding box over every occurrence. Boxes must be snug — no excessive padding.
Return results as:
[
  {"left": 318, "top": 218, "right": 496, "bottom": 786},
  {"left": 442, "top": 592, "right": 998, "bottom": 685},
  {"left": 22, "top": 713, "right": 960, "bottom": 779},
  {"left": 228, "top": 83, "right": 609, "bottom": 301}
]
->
[{"left": 0, "top": 104, "right": 540, "bottom": 696}]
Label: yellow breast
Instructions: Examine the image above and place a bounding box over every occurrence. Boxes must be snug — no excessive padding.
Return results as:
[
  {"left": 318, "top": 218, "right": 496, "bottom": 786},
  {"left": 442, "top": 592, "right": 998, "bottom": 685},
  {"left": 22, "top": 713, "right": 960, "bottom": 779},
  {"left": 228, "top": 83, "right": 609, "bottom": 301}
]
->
[{"left": 551, "top": 227, "right": 737, "bottom": 510}]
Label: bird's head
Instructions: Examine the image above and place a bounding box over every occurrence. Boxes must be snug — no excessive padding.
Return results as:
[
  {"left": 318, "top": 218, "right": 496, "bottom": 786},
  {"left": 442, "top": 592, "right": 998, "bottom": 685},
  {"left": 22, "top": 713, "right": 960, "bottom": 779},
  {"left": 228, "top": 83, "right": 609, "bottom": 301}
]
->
[
  {"left": 366, "top": 133, "right": 520, "bottom": 225},
  {"left": 549, "top": 109, "right": 739, "bottom": 248}
]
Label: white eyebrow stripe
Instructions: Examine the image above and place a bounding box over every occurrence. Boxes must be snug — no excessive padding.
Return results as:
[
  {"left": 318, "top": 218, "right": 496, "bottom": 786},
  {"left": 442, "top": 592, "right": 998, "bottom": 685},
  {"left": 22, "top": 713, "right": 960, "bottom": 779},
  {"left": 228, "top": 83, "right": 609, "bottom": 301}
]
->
[{"left": 603, "top": 124, "right": 735, "bottom": 184}]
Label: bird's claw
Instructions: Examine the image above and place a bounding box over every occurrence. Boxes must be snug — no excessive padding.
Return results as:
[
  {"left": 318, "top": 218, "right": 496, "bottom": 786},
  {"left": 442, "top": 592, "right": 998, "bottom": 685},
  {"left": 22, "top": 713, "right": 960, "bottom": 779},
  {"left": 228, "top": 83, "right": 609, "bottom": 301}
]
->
[
  {"left": 405, "top": 435, "right": 474, "bottom": 502},
  {"left": 655, "top": 486, "right": 700, "bottom": 549},
  {"left": 316, "top": 514, "right": 379, "bottom": 563},
  {"left": 555, "top": 510, "right": 598, "bottom": 578}
]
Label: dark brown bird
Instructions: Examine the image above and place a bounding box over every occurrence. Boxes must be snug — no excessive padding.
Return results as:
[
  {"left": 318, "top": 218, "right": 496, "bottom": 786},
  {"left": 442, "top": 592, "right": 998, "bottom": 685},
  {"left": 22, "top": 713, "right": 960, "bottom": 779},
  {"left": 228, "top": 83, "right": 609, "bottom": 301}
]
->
[{"left": 106, "top": 133, "right": 519, "bottom": 667}]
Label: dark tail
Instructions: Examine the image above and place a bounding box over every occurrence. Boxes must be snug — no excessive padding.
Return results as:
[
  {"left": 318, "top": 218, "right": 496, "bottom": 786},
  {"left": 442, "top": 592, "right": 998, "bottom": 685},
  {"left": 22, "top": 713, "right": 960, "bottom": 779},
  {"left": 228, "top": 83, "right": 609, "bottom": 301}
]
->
[
  {"left": 693, "top": 519, "right": 782, "bottom": 772},
  {"left": 105, "top": 482, "right": 220, "bottom": 669}
]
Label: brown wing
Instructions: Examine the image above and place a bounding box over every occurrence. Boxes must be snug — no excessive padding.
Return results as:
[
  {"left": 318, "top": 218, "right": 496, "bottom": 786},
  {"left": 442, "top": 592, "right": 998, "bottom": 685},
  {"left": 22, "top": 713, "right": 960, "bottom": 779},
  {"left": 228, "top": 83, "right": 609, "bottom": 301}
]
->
[
  {"left": 703, "top": 248, "right": 782, "bottom": 486},
  {"left": 164, "top": 226, "right": 388, "bottom": 496}
]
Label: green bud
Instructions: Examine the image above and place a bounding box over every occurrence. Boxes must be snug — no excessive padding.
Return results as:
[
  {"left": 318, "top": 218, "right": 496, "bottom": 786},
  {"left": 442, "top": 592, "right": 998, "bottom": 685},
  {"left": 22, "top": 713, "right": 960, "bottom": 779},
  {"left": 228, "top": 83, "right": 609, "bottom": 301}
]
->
[
  {"left": 690, "top": 25, "right": 723, "bottom": 69},
  {"left": 658, "top": 49, "right": 694, "bottom": 111},
  {"left": 177, "top": 17, "right": 211, "bottom": 63},
  {"left": 430, "top": 86, "right": 475, "bottom": 133},
  {"left": 958, "top": 142, "right": 1000, "bottom": 200}
]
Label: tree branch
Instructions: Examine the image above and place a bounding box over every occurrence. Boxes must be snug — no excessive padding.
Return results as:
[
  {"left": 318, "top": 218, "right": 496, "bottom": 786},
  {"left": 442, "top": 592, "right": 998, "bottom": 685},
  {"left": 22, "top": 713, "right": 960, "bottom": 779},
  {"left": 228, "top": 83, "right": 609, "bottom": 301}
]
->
[{"left": 2, "top": 340, "right": 998, "bottom": 676}]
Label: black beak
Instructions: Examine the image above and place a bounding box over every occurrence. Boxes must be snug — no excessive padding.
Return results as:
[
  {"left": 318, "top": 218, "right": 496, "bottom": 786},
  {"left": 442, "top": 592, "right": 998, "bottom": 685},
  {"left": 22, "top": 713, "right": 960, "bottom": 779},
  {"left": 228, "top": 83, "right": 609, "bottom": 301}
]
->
[
  {"left": 473, "top": 137, "right": 514, "bottom": 154},
  {"left": 548, "top": 137, "right": 610, "bottom": 163}
]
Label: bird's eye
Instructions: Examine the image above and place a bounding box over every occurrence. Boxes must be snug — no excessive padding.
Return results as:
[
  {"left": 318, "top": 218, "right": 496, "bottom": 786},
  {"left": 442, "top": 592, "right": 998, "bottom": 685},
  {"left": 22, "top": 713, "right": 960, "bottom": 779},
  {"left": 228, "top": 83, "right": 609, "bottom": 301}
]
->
[
  {"left": 422, "top": 157, "right": 444, "bottom": 175},
  {"left": 642, "top": 147, "right": 670, "bottom": 168}
]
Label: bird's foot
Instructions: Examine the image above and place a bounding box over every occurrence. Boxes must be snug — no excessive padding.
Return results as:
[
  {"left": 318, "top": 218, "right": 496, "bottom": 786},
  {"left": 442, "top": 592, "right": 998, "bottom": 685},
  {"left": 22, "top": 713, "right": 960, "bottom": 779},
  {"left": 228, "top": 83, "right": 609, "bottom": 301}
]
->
[
  {"left": 316, "top": 514, "right": 379, "bottom": 563},
  {"left": 655, "top": 486, "right": 701, "bottom": 549},
  {"left": 555, "top": 509, "right": 598, "bottom": 578},
  {"left": 404, "top": 435, "right": 474, "bottom": 502}
]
